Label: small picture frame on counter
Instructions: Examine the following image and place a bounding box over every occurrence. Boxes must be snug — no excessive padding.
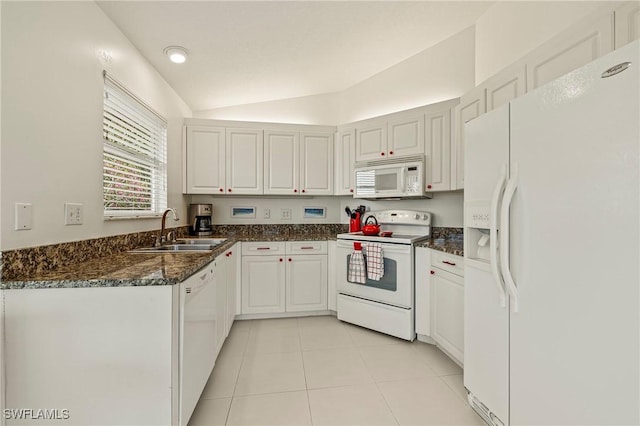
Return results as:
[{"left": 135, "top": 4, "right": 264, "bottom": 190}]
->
[
  {"left": 303, "top": 207, "right": 326, "bottom": 219},
  {"left": 231, "top": 206, "right": 256, "bottom": 219}
]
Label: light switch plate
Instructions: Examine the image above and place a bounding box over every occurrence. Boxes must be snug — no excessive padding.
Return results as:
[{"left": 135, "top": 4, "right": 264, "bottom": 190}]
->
[
  {"left": 15, "top": 203, "right": 33, "bottom": 230},
  {"left": 65, "top": 203, "right": 83, "bottom": 225}
]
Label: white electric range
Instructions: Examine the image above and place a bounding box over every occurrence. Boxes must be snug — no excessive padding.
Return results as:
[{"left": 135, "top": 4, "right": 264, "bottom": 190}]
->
[{"left": 336, "top": 210, "right": 431, "bottom": 341}]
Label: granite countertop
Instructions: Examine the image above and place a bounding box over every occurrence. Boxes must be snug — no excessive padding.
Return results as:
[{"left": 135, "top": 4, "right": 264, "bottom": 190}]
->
[
  {"left": 416, "top": 235, "right": 464, "bottom": 257},
  {"left": 1, "top": 231, "right": 339, "bottom": 290}
]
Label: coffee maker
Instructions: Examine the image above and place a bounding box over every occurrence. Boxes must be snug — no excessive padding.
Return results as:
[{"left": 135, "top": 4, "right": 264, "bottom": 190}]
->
[{"left": 188, "top": 204, "right": 213, "bottom": 236}]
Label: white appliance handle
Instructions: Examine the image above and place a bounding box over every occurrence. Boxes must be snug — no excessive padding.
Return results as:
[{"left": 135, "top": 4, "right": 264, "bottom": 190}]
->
[
  {"left": 500, "top": 163, "right": 519, "bottom": 312},
  {"left": 490, "top": 164, "right": 508, "bottom": 307}
]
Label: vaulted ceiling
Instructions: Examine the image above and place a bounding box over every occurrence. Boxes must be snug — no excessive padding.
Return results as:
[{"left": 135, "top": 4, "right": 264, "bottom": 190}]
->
[{"left": 98, "top": 1, "right": 494, "bottom": 112}]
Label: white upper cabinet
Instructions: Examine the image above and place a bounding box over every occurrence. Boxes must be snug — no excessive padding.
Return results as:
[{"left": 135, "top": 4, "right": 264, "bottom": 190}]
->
[
  {"left": 425, "top": 109, "right": 451, "bottom": 192},
  {"left": 355, "top": 119, "right": 387, "bottom": 162},
  {"left": 615, "top": 1, "right": 640, "bottom": 48},
  {"left": 335, "top": 128, "right": 356, "bottom": 195},
  {"left": 184, "top": 126, "right": 226, "bottom": 194},
  {"left": 226, "top": 128, "right": 264, "bottom": 195},
  {"left": 525, "top": 13, "right": 614, "bottom": 91},
  {"left": 264, "top": 130, "right": 299, "bottom": 195},
  {"left": 453, "top": 87, "right": 486, "bottom": 190},
  {"left": 300, "top": 132, "right": 334, "bottom": 195},
  {"left": 355, "top": 113, "right": 424, "bottom": 162},
  {"left": 485, "top": 63, "right": 527, "bottom": 112},
  {"left": 387, "top": 113, "right": 425, "bottom": 158}
]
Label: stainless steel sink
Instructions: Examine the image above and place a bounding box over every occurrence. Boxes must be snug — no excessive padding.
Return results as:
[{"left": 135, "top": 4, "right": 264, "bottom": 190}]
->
[
  {"left": 128, "top": 238, "right": 227, "bottom": 254},
  {"left": 175, "top": 238, "right": 227, "bottom": 246}
]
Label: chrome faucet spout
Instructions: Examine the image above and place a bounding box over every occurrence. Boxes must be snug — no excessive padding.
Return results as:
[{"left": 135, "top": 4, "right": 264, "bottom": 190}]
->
[{"left": 159, "top": 208, "right": 180, "bottom": 245}]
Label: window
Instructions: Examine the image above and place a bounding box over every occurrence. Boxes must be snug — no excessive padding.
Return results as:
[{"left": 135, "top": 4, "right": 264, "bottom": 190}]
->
[{"left": 102, "top": 72, "right": 167, "bottom": 218}]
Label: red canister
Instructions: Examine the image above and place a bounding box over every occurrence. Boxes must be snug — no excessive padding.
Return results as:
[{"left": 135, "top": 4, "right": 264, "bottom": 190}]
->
[{"left": 349, "top": 211, "right": 361, "bottom": 233}]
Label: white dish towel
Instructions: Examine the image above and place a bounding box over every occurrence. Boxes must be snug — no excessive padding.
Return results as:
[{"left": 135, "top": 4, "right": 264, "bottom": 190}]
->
[
  {"left": 365, "top": 243, "right": 384, "bottom": 281},
  {"left": 348, "top": 250, "right": 367, "bottom": 284}
]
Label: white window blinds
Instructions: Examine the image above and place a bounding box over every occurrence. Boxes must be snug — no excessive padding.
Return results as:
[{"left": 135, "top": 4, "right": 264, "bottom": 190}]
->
[{"left": 103, "top": 72, "right": 167, "bottom": 218}]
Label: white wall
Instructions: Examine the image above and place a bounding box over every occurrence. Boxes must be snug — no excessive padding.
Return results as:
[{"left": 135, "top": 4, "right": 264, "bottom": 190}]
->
[
  {"left": 338, "top": 27, "right": 475, "bottom": 123},
  {"left": 340, "top": 192, "right": 463, "bottom": 228},
  {"left": 1, "top": 2, "right": 192, "bottom": 251},
  {"left": 194, "top": 92, "right": 340, "bottom": 126},
  {"left": 192, "top": 26, "right": 476, "bottom": 127},
  {"left": 189, "top": 196, "right": 344, "bottom": 225},
  {"left": 475, "top": 1, "right": 615, "bottom": 84}
]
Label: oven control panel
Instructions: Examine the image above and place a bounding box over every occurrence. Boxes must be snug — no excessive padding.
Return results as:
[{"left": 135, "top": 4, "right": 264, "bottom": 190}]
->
[{"left": 373, "top": 210, "right": 431, "bottom": 225}]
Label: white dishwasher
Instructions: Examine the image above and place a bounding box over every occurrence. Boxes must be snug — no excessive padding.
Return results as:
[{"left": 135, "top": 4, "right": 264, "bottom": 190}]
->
[{"left": 179, "top": 262, "right": 217, "bottom": 426}]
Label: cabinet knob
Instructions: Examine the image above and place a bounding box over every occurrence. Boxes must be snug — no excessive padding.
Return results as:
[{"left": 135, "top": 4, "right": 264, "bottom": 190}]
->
[
  {"left": 350, "top": 189, "right": 354, "bottom": 193},
  {"left": 427, "top": 184, "right": 432, "bottom": 189},
  {"left": 430, "top": 270, "right": 435, "bottom": 275},
  {"left": 219, "top": 188, "right": 223, "bottom": 192},
  {"left": 381, "top": 152, "right": 385, "bottom": 156},
  {"left": 302, "top": 189, "right": 306, "bottom": 193},
  {"left": 294, "top": 189, "right": 298, "bottom": 193},
  {"left": 279, "top": 258, "right": 283, "bottom": 262},
  {"left": 288, "top": 258, "right": 292, "bottom": 262},
  {"left": 389, "top": 151, "right": 394, "bottom": 155},
  {"left": 228, "top": 188, "right": 232, "bottom": 192}
]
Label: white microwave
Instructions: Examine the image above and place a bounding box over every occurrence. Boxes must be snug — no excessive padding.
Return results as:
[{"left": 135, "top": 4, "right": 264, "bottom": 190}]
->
[{"left": 353, "top": 156, "right": 432, "bottom": 199}]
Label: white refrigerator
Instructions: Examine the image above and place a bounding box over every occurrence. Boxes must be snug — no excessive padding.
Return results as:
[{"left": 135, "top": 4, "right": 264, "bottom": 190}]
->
[{"left": 463, "top": 40, "right": 639, "bottom": 426}]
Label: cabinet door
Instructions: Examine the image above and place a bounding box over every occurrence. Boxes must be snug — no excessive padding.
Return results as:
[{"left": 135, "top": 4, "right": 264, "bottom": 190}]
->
[
  {"left": 226, "top": 128, "right": 264, "bottom": 194},
  {"left": 485, "top": 63, "right": 526, "bottom": 112},
  {"left": 415, "top": 248, "right": 432, "bottom": 336},
  {"left": 213, "top": 255, "right": 228, "bottom": 356},
  {"left": 453, "top": 87, "right": 486, "bottom": 190},
  {"left": 184, "top": 126, "right": 226, "bottom": 194},
  {"left": 286, "top": 255, "right": 328, "bottom": 312},
  {"left": 264, "top": 130, "right": 299, "bottom": 195},
  {"left": 225, "top": 245, "right": 239, "bottom": 336},
  {"left": 387, "top": 113, "right": 424, "bottom": 158},
  {"left": 431, "top": 268, "right": 464, "bottom": 365},
  {"left": 615, "top": 2, "right": 640, "bottom": 48},
  {"left": 355, "top": 120, "right": 387, "bottom": 162},
  {"left": 425, "top": 109, "right": 451, "bottom": 192},
  {"left": 241, "top": 256, "right": 285, "bottom": 314},
  {"left": 526, "top": 13, "right": 614, "bottom": 91},
  {"left": 327, "top": 241, "right": 337, "bottom": 311},
  {"left": 300, "top": 132, "right": 334, "bottom": 195},
  {"left": 335, "top": 129, "right": 356, "bottom": 195}
]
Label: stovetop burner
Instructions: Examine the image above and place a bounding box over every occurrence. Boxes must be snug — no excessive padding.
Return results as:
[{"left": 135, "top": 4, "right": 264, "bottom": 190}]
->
[{"left": 337, "top": 209, "right": 431, "bottom": 245}]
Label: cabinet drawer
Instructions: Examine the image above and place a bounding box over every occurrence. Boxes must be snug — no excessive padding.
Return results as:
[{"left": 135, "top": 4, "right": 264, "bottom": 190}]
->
[
  {"left": 242, "top": 242, "right": 286, "bottom": 256},
  {"left": 431, "top": 251, "right": 464, "bottom": 277},
  {"left": 286, "top": 241, "right": 327, "bottom": 255}
]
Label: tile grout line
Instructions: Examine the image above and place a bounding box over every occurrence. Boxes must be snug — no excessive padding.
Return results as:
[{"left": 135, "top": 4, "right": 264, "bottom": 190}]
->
[
  {"left": 296, "top": 320, "right": 315, "bottom": 426},
  {"left": 225, "top": 320, "right": 253, "bottom": 425}
]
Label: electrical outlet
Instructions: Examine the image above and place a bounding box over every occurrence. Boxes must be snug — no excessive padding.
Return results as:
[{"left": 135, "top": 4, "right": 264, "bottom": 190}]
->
[
  {"left": 264, "top": 208, "right": 271, "bottom": 219},
  {"left": 65, "top": 203, "right": 83, "bottom": 225},
  {"left": 15, "top": 203, "right": 33, "bottom": 230},
  {"left": 280, "top": 208, "right": 292, "bottom": 220}
]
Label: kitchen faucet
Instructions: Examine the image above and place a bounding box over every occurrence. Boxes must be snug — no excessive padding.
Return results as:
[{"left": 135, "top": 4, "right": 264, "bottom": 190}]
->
[{"left": 157, "top": 208, "right": 180, "bottom": 246}]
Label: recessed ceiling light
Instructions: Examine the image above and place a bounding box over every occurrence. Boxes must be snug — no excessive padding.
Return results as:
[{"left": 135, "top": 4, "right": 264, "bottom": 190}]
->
[{"left": 163, "top": 46, "right": 188, "bottom": 64}]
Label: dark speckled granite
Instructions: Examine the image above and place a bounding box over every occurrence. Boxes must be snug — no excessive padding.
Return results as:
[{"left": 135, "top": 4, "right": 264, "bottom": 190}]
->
[
  {"left": 417, "top": 227, "right": 464, "bottom": 256},
  {"left": 0, "top": 224, "right": 348, "bottom": 289}
]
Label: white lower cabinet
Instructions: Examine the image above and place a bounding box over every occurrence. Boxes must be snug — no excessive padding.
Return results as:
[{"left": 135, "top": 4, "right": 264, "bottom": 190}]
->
[
  {"left": 241, "top": 241, "right": 328, "bottom": 315},
  {"left": 3, "top": 248, "right": 241, "bottom": 426},
  {"left": 4, "top": 285, "right": 178, "bottom": 426},
  {"left": 430, "top": 251, "right": 465, "bottom": 366},
  {"left": 286, "top": 255, "right": 328, "bottom": 312},
  {"left": 414, "top": 247, "right": 432, "bottom": 337},
  {"left": 241, "top": 245, "right": 287, "bottom": 314}
]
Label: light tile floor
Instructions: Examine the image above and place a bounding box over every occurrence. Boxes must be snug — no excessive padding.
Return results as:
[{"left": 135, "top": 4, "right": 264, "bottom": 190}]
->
[{"left": 189, "top": 316, "right": 483, "bottom": 426}]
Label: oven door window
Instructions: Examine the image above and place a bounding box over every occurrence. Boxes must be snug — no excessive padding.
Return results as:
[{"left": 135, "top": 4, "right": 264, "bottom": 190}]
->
[{"left": 346, "top": 254, "right": 397, "bottom": 291}]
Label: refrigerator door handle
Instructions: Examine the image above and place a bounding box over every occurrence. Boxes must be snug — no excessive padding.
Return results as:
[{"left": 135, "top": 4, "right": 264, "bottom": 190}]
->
[
  {"left": 500, "top": 163, "right": 520, "bottom": 312},
  {"left": 490, "top": 164, "right": 508, "bottom": 307}
]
